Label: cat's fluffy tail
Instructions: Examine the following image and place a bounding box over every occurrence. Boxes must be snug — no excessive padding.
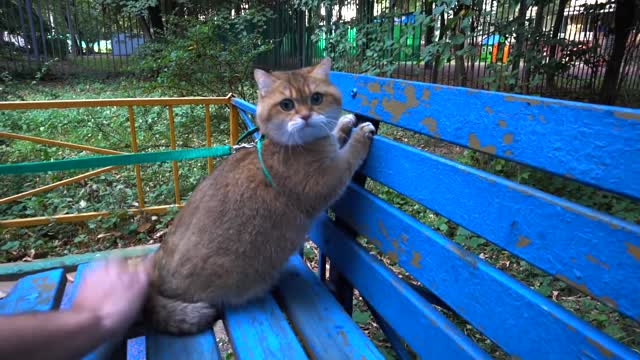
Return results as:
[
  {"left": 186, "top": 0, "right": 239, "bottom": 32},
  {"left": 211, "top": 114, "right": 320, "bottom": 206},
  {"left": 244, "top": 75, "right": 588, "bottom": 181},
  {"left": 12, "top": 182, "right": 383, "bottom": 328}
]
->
[{"left": 144, "top": 289, "right": 218, "bottom": 335}]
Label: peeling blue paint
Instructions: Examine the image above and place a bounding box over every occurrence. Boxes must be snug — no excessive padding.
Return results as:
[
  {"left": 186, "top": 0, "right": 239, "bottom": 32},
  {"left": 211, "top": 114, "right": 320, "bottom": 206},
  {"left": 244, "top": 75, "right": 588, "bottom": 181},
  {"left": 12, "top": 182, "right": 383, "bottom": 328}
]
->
[
  {"left": 329, "top": 185, "right": 639, "bottom": 359},
  {"left": 359, "top": 136, "right": 640, "bottom": 321},
  {"left": 311, "top": 215, "right": 490, "bottom": 359},
  {"left": 329, "top": 71, "right": 640, "bottom": 200}
]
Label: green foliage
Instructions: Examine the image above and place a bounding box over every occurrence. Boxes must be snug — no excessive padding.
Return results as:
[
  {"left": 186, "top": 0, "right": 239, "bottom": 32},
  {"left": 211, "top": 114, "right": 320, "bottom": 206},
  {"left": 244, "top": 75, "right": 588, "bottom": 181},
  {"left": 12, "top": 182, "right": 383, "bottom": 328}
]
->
[
  {"left": 352, "top": 309, "right": 372, "bottom": 324},
  {"left": 481, "top": 63, "right": 519, "bottom": 90},
  {"left": 96, "top": 0, "right": 158, "bottom": 17},
  {"left": 130, "top": 9, "right": 274, "bottom": 99},
  {"left": 316, "top": 11, "right": 423, "bottom": 76},
  {"left": 421, "top": 0, "right": 479, "bottom": 66}
]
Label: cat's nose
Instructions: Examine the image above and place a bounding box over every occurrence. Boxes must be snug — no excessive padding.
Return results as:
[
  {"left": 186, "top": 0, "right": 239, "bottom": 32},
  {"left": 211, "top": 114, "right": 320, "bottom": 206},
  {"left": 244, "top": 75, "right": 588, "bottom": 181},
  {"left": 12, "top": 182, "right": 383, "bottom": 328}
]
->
[{"left": 299, "top": 112, "right": 311, "bottom": 121}]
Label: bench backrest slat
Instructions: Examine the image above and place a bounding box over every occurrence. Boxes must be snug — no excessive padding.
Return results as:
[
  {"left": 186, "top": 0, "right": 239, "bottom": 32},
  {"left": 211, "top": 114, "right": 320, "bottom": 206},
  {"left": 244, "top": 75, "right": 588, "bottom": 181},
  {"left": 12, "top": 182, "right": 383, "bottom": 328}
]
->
[
  {"left": 330, "top": 184, "right": 638, "bottom": 360},
  {"left": 310, "top": 214, "right": 491, "bottom": 359},
  {"left": 361, "top": 136, "right": 640, "bottom": 321},
  {"left": 330, "top": 72, "right": 640, "bottom": 200}
]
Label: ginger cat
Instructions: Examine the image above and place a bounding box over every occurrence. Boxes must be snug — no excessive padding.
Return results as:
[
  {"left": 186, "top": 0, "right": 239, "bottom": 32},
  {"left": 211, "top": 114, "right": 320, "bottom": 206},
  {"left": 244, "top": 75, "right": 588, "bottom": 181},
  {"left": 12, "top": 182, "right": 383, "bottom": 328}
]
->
[{"left": 145, "top": 58, "right": 375, "bottom": 334}]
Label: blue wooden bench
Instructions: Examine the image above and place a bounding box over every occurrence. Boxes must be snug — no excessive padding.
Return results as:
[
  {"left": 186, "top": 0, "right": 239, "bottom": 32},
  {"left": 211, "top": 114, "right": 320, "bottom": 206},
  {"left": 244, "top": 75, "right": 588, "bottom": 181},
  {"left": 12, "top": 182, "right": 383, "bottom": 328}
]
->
[{"left": 1, "top": 72, "right": 639, "bottom": 359}]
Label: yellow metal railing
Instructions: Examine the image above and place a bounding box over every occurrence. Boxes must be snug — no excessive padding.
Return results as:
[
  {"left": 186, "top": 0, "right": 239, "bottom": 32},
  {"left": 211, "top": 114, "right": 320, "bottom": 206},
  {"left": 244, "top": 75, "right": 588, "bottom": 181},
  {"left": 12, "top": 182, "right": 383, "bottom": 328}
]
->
[{"left": 0, "top": 95, "right": 241, "bottom": 229}]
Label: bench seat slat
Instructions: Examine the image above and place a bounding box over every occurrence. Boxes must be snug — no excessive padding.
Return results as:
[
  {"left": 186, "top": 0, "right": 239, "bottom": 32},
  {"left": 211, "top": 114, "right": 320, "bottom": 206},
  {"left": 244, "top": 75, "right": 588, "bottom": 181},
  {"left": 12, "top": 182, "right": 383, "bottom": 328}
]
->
[
  {"left": 276, "top": 255, "right": 384, "bottom": 360},
  {"left": 331, "top": 184, "right": 640, "bottom": 360},
  {"left": 146, "top": 330, "right": 221, "bottom": 360},
  {"left": 360, "top": 135, "right": 640, "bottom": 320},
  {"left": 223, "top": 293, "right": 308, "bottom": 360},
  {"left": 0, "top": 268, "right": 65, "bottom": 314},
  {"left": 310, "top": 215, "right": 491, "bottom": 360},
  {"left": 331, "top": 72, "right": 640, "bottom": 200},
  {"left": 60, "top": 263, "right": 125, "bottom": 360}
]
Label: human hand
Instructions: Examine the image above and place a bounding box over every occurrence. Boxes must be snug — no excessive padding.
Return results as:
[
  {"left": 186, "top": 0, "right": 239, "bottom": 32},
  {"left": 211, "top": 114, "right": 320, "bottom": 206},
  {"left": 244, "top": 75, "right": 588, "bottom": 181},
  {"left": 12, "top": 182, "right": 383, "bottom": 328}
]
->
[{"left": 71, "top": 256, "right": 152, "bottom": 337}]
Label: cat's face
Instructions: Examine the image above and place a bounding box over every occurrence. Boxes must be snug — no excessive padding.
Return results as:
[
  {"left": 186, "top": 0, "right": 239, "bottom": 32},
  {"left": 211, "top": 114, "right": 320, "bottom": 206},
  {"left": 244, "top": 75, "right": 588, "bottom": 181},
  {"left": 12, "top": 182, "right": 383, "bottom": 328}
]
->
[{"left": 254, "top": 58, "right": 343, "bottom": 145}]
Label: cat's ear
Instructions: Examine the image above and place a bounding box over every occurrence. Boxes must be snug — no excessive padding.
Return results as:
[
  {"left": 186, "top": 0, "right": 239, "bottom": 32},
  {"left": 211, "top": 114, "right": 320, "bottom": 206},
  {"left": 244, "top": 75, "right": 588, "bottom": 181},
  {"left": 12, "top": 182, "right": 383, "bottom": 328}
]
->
[
  {"left": 254, "top": 69, "right": 275, "bottom": 96},
  {"left": 311, "top": 58, "right": 332, "bottom": 78}
]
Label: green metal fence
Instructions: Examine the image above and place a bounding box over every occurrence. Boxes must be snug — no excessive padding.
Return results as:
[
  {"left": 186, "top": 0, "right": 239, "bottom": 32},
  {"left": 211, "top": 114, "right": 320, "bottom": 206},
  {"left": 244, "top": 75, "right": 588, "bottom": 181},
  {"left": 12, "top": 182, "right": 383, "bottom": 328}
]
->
[{"left": 2, "top": 0, "right": 639, "bottom": 100}]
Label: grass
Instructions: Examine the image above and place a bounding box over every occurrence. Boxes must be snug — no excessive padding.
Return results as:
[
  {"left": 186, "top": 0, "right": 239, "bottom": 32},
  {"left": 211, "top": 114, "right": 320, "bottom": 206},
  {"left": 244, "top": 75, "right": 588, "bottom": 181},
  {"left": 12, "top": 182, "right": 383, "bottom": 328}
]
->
[
  {"left": 1, "top": 77, "right": 232, "bottom": 262},
  {"left": 2, "top": 77, "right": 639, "bottom": 358}
]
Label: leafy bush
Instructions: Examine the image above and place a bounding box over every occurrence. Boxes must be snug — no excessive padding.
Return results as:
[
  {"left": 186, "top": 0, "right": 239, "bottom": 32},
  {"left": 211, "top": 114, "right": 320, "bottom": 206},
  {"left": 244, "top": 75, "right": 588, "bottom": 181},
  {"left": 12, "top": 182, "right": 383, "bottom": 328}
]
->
[
  {"left": 130, "top": 8, "right": 274, "bottom": 100},
  {"left": 316, "top": 12, "right": 426, "bottom": 76}
]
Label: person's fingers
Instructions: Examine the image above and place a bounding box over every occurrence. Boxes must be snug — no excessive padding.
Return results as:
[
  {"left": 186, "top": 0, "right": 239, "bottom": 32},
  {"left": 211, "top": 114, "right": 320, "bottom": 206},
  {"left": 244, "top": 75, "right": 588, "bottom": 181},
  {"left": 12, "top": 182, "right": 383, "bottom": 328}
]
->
[{"left": 142, "top": 255, "right": 154, "bottom": 273}]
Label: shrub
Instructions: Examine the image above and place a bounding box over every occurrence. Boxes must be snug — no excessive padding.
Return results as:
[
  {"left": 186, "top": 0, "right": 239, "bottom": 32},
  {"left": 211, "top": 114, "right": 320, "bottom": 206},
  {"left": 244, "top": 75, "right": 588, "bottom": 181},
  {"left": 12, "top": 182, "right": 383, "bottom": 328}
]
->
[{"left": 130, "top": 8, "right": 274, "bottom": 100}]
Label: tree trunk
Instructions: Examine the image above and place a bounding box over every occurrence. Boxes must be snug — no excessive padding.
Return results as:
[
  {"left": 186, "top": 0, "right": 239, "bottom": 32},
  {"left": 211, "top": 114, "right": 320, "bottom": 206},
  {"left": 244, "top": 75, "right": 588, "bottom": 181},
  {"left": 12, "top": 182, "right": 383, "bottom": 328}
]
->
[
  {"left": 25, "top": 0, "right": 40, "bottom": 62},
  {"left": 453, "top": 22, "right": 467, "bottom": 86},
  {"left": 422, "top": 0, "right": 434, "bottom": 80},
  {"left": 64, "top": 0, "right": 80, "bottom": 56},
  {"left": 138, "top": 16, "right": 152, "bottom": 40},
  {"left": 431, "top": 11, "right": 446, "bottom": 83},
  {"left": 599, "top": 0, "right": 636, "bottom": 105},
  {"left": 16, "top": 0, "right": 30, "bottom": 64},
  {"left": 510, "top": 0, "right": 529, "bottom": 89},
  {"left": 453, "top": 6, "right": 469, "bottom": 87},
  {"left": 523, "top": 0, "right": 546, "bottom": 93},
  {"left": 588, "top": 12, "right": 601, "bottom": 93},
  {"left": 148, "top": 3, "right": 164, "bottom": 37},
  {"left": 468, "top": 0, "right": 480, "bottom": 86},
  {"left": 85, "top": 41, "right": 95, "bottom": 55},
  {"left": 546, "top": 0, "right": 569, "bottom": 92},
  {"left": 325, "top": 0, "right": 333, "bottom": 37},
  {"left": 424, "top": 0, "right": 434, "bottom": 47}
]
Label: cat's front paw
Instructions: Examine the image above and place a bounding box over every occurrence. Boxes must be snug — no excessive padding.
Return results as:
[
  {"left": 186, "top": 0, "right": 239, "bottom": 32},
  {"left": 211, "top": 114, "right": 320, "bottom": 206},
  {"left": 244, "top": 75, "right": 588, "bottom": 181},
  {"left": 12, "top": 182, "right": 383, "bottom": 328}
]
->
[
  {"left": 356, "top": 122, "right": 376, "bottom": 139},
  {"left": 337, "top": 114, "right": 356, "bottom": 128},
  {"left": 334, "top": 114, "right": 357, "bottom": 147}
]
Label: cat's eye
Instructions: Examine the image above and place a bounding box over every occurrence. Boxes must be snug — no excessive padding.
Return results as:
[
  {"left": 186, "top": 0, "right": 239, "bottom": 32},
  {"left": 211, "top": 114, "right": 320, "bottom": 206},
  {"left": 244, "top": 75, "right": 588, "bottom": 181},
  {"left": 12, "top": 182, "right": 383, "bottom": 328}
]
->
[
  {"left": 310, "top": 92, "right": 324, "bottom": 105},
  {"left": 279, "top": 99, "right": 295, "bottom": 112}
]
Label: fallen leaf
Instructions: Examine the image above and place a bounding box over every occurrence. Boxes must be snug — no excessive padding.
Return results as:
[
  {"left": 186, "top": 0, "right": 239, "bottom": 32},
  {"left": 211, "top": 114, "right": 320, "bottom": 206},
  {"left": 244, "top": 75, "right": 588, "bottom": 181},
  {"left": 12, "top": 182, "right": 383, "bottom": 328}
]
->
[
  {"left": 21, "top": 249, "right": 35, "bottom": 262},
  {"left": 153, "top": 229, "right": 167, "bottom": 239},
  {"left": 137, "top": 223, "right": 152, "bottom": 233},
  {"left": 96, "top": 232, "right": 121, "bottom": 240}
]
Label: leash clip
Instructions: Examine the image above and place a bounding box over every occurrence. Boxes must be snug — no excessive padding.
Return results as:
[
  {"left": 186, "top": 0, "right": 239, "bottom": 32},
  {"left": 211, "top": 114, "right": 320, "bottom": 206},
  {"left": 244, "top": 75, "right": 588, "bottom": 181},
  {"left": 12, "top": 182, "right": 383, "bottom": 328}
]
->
[{"left": 232, "top": 143, "right": 256, "bottom": 152}]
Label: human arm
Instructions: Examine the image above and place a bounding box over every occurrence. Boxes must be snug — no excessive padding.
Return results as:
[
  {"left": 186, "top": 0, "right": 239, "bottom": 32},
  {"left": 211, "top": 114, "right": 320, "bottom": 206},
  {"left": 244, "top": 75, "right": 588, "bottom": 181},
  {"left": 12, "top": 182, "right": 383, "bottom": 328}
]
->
[{"left": 0, "top": 257, "right": 150, "bottom": 360}]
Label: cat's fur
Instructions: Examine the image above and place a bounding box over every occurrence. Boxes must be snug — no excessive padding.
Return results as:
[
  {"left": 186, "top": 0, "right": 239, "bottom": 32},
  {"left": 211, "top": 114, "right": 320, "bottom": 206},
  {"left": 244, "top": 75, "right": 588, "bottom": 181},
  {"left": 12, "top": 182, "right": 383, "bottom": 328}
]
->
[{"left": 144, "top": 58, "right": 376, "bottom": 334}]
